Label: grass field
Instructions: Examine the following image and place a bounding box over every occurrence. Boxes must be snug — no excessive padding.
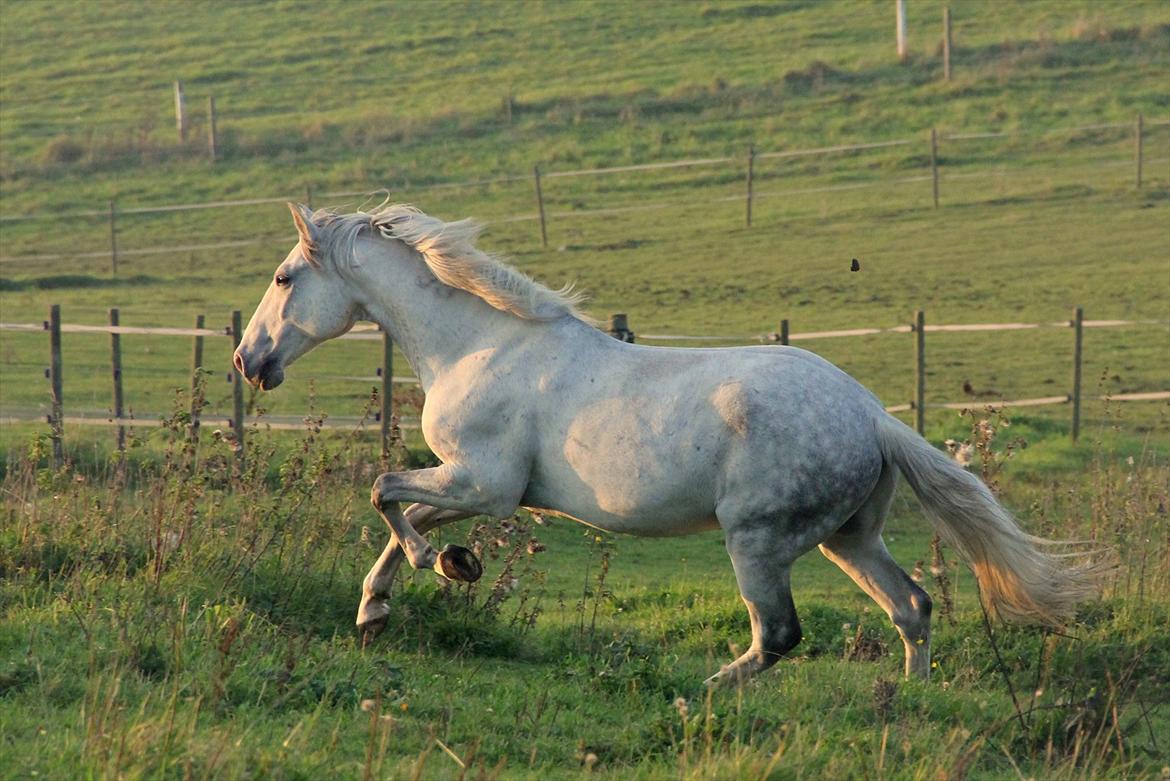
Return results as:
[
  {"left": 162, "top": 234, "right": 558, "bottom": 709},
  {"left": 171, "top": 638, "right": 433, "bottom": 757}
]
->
[{"left": 2, "top": 1, "right": 1169, "bottom": 778}]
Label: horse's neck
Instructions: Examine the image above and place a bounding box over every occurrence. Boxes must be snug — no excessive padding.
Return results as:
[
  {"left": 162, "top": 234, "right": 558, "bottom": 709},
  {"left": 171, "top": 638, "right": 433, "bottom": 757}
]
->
[{"left": 352, "top": 239, "right": 527, "bottom": 390}]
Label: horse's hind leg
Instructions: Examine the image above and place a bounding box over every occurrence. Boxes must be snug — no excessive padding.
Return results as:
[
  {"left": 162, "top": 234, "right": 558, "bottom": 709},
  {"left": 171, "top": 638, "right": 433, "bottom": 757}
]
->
[
  {"left": 819, "top": 463, "right": 933, "bottom": 679},
  {"left": 705, "top": 526, "right": 802, "bottom": 688},
  {"left": 357, "top": 503, "right": 473, "bottom": 643}
]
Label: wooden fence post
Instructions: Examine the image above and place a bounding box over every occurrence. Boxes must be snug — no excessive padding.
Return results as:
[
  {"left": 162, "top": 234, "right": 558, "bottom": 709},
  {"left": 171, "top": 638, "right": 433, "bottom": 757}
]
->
[
  {"left": 381, "top": 328, "right": 393, "bottom": 464},
  {"left": 208, "top": 96, "right": 218, "bottom": 162},
  {"left": 930, "top": 128, "right": 940, "bottom": 208},
  {"left": 779, "top": 319, "right": 789, "bottom": 346},
  {"left": 745, "top": 144, "right": 755, "bottom": 228},
  {"left": 109, "top": 308, "right": 125, "bottom": 453},
  {"left": 174, "top": 81, "right": 187, "bottom": 142},
  {"left": 533, "top": 164, "right": 548, "bottom": 247},
  {"left": 230, "top": 310, "right": 245, "bottom": 467},
  {"left": 914, "top": 309, "right": 926, "bottom": 435},
  {"left": 108, "top": 200, "right": 118, "bottom": 275},
  {"left": 1135, "top": 113, "right": 1144, "bottom": 190},
  {"left": 896, "top": 0, "right": 908, "bottom": 62},
  {"left": 48, "top": 304, "right": 63, "bottom": 468},
  {"left": 1071, "top": 306, "right": 1083, "bottom": 443},
  {"left": 607, "top": 313, "right": 635, "bottom": 343},
  {"left": 190, "top": 314, "right": 205, "bottom": 441},
  {"left": 305, "top": 185, "right": 314, "bottom": 210},
  {"left": 943, "top": 8, "right": 952, "bottom": 82}
]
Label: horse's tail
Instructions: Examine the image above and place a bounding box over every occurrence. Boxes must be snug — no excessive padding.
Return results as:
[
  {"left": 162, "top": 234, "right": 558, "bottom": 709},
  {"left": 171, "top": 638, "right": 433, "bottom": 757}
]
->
[{"left": 874, "top": 413, "right": 1106, "bottom": 624}]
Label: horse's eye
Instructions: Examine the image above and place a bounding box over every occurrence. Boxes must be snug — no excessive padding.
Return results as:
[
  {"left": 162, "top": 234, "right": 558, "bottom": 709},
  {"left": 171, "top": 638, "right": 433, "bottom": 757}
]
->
[{"left": 275, "top": 273, "right": 291, "bottom": 288}]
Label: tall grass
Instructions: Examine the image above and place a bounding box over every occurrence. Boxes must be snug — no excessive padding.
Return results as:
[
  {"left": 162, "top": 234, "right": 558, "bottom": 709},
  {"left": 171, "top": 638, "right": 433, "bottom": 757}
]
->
[{"left": 1, "top": 389, "right": 1167, "bottom": 778}]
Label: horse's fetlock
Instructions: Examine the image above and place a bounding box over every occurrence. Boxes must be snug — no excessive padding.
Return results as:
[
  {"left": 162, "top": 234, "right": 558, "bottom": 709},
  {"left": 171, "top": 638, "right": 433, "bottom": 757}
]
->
[
  {"left": 763, "top": 619, "right": 802, "bottom": 658},
  {"left": 896, "top": 586, "right": 933, "bottom": 638},
  {"left": 917, "top": 589, "right": 933, "bottom": 618}
]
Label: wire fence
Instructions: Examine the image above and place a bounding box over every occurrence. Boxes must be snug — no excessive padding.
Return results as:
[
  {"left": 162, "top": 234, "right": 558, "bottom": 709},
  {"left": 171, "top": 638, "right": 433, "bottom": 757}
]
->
[
  {"left": 3, "top": 307, "right": 1167, "bottom": 469},
  {"left": 1, "top": 116, "right": 1167, "bottom": 267}
]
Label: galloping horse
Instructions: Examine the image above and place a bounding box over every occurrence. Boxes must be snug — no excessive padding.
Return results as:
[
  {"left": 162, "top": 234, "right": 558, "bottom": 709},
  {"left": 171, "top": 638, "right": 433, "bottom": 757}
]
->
[{"left": 234, "top": 203, "right": 1102, "bottom": 685}]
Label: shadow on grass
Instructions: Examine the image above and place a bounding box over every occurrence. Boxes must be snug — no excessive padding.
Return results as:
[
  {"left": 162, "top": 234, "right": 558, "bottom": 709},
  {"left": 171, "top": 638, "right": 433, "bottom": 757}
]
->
[{"left": 0, "top": 273, "right": 159, "bottom": 292}]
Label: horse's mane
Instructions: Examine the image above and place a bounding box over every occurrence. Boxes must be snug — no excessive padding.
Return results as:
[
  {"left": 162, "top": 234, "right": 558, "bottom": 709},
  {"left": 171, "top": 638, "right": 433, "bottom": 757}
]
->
[{"left": 308, "top": 204, "right": 590, "bottom": 324}]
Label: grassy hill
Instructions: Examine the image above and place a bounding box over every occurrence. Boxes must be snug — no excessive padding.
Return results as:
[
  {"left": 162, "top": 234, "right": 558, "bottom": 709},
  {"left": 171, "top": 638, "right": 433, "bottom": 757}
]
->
[
  {"left": 1, "top": 1, "right": 1169, "bottom": 778},
  {"left": 1, "top": 0, "right": 1167, "bottom": 454}
]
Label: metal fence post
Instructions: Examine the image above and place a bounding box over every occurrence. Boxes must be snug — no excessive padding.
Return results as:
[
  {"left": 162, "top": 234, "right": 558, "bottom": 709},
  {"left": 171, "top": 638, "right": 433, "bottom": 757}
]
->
[
  {"left": 914, "top": 310, "right": 926, "bottom": 435},
  {"left": 1071, "top": 307, "right": 1083, "bottom": 443},
  {"left": 109, "top": 308, "right": 125, "bottom": 453},
  {"left": 780, "top": 319, "right": 789, "bottom": 346}
]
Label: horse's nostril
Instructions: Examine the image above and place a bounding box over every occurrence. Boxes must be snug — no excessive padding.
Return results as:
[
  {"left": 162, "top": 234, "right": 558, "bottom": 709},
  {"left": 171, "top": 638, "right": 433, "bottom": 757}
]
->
[{"left": 233, "top": 351, "right": 246, "bottom": 376}]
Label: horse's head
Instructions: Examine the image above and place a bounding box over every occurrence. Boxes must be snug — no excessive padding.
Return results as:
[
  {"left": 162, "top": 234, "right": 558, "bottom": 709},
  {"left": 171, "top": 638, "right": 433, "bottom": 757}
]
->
[{"left": 233, "top": 204, "right": 361, "bottom": 390}]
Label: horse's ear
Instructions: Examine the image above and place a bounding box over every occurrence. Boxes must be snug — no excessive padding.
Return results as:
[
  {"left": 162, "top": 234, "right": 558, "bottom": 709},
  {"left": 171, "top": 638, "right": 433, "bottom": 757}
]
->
[{"left": 288, "top": 202, "right": 321, "bottom": 266}]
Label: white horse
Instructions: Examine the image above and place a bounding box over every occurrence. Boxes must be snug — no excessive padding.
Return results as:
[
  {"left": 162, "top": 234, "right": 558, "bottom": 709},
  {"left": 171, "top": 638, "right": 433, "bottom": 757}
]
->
[{"left": 235, "top": 203, "right": 1102, "bottom": 685}]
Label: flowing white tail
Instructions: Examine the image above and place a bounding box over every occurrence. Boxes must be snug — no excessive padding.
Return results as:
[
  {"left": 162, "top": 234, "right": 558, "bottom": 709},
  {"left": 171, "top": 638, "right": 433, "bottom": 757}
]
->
[{"left": 876, "top": 415, "right": 1106, "bottom": 624}]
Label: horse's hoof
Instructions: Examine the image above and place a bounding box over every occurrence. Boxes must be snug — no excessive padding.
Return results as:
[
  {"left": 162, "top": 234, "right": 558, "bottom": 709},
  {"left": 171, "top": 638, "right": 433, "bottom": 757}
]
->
[
  {"left": 703, "top": 670, "right": 727, "bottom": 688},
  {"left": 704, "top": 664, "right": 747, "bottom": 689},
  {"left": 436, "top": 544, "right": 483, "bottom": 582},
  {"left": 359, "top": 616, "right": 388, "bottom": 649},
  {"left": 357, "top": 601, "right": 390, "bottom": 648}
]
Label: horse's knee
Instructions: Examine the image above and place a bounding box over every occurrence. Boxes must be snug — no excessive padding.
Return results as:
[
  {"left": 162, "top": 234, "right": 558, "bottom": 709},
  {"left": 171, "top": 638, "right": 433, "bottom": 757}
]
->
[{"left": 370, "top": 473, "right": 394, "bottom": 510}]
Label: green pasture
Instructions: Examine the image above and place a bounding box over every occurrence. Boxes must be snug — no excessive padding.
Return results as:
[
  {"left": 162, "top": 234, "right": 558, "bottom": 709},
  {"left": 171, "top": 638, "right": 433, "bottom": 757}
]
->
[
  {"left": 2, "top": 0, "right": 1170, "bottom": 778},
  {"left": 1, "top": 414, "right": 1168, "bottom": 779}
]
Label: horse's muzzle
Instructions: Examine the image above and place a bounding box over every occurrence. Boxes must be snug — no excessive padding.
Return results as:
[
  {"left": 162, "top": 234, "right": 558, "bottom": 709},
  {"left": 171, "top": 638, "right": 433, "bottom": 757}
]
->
[{"left": 233, "top": 349, "right": 285, "bottom": 391}]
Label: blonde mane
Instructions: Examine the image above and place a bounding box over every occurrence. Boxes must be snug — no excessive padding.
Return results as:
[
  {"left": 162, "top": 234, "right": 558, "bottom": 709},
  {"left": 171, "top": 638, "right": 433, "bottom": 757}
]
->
[{"left": 308, "top": 204, "right": 590, "bottom": 323}]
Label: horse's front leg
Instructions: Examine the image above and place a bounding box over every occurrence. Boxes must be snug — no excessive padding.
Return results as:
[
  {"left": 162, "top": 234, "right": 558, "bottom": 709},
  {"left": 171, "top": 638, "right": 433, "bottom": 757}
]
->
[
  {"left": 357, "top": 503, "right": 475, "bottom": 642},
  {"left": 369, "top": 464, "right": 518, "bottom": 582}
]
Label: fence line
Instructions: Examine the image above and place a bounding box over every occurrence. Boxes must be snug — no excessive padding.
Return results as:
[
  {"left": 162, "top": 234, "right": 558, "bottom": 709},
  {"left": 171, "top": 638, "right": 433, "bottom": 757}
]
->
[
  {"left": 756, "top": 138, "right": 916, "bottom": 160},
  {"left": 0, "top": 238, "right": 272, "bottom": 264},
  {"left": 6, "top": 390, "right": 1166, "bottom": 434},
  {"left": 0, "top": 412, "right": 422, "bottom": 432},
  {"left": 2, "top": 116, "right": 1164, "bottom": 227},
  {"left": 5, "top": 306, "right": 1168, "bottom": 469},
  {"left": 638, "top": 318, "right": 1170, "bottom": 343},
  {"left": 544, "top": 156, "right": 736, "bottom": 179},
  {"left": 4, "top": 152, "right": 1166, "bottom": 266},
  {"left": 6, "top": 316, "right": 1166, "bottom": 344}
]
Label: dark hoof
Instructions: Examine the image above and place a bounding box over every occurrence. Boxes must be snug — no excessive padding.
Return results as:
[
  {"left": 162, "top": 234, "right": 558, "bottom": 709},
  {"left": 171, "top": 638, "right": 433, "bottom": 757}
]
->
[
  {"left": 436, "top": 544, "right": 483, "bottom": 582},
  {"left": 358, "top": 617, "right": 388, "bottom": 649}
]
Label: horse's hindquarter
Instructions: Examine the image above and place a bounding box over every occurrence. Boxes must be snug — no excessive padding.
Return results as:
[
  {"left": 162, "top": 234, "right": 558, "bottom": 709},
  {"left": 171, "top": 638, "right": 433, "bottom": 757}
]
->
[{"left": 522, "top": 337, "right": 886, "bottom": 537}]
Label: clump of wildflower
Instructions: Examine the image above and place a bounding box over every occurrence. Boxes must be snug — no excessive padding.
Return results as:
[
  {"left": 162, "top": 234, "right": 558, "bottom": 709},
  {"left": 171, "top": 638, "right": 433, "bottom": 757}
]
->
[{"left": 944, "top": 438, "right": 974, "bottom": 467}]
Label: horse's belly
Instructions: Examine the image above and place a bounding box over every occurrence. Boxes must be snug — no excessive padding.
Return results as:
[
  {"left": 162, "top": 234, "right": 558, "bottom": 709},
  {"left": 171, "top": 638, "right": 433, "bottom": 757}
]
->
[
  {"left": 521, "top": 486, "right": 720, "bottom": 537},
  {"left": 523, "top": 399, "right": 725, "bottom": 536}
]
